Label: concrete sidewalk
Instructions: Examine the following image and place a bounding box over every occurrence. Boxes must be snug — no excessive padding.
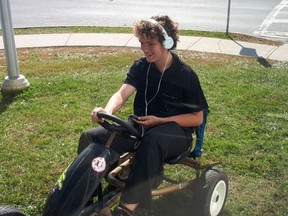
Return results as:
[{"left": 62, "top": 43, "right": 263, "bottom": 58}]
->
[{"left": 0, "top": 33, "right": 287, "bottom": 61}]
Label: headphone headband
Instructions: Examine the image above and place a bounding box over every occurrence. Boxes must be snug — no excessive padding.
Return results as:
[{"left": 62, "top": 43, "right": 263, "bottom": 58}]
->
[{"left": 147, "top": 18, "right": 174, "bottom": 49}]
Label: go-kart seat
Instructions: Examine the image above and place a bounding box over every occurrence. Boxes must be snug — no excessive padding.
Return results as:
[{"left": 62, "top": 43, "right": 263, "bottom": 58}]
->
[{"left": 165, "top": 109, "right": 208, "bottom": 164}]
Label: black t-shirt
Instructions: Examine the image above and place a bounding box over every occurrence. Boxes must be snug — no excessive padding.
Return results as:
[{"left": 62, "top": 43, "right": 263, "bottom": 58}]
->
[{"left": 124, "top": 53, "right": 208, "bottom": 117}]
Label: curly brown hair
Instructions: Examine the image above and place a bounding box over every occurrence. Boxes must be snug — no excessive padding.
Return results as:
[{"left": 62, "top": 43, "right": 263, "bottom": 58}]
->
[{"left": 133, "top": 15, "right": 179, "bottom": 50}]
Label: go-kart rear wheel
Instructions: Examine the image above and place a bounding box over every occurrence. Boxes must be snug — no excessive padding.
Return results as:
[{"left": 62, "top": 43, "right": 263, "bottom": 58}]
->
[
  {"left": 193, "top": 167, "right": 228, "bottom": 216},
  {"left": 0, "top": 206, "right": 25, "bottom": 216}
]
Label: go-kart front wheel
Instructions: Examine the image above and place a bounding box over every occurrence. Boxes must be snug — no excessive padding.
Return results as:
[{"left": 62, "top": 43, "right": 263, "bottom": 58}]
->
[
  {"left": 194, "top": 167, "right": 228, "bottom": 216},
  {"left": 0, "top": 206, "right": 25, "bottom": 216}
]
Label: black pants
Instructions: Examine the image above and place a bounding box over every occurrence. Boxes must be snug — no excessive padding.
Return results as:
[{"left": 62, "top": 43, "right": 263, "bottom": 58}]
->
[{"left": 78, "top": 122, "right": 192, "bottom": 207}]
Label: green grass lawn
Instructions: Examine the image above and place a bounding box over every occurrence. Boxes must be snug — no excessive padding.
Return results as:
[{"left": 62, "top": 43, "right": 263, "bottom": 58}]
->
[{"left": 0, "top": 46, "right": 287, "bottom": 216}]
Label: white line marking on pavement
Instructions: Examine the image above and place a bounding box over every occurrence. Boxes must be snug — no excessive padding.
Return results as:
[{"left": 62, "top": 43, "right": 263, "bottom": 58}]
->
[{"left": 254, "top": 0, "right": 288, "bottom": 37}]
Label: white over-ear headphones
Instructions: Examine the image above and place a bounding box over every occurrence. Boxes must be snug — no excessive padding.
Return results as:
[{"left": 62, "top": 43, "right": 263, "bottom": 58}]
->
[{"left": 147, "top": 18, "right": 174, "bottom": 49}]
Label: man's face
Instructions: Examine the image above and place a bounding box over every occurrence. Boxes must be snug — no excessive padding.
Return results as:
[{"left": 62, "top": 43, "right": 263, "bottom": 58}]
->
[{"left": 139, "top": 36, "right": 166, "bottom": 63}]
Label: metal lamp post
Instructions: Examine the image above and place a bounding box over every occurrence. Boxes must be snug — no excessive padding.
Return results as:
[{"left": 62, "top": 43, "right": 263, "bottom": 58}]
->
[
  {"left": 0, "top": 0, "right": 30, "bottom": 93},
  {"left": 226, "top": 0, "right": 231, "bottom": 35}
]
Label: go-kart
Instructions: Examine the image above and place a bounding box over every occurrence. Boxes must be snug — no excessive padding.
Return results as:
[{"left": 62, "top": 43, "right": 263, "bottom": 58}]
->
[{"left": 42, "top": 111, "right": 228, "bottom": 216}]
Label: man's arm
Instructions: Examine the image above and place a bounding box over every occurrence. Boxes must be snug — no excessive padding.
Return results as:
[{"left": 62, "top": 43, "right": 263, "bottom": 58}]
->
[
  {"left": 91, "top": 84, "right": 136, "bottom": 123},
  {"left": 104, "top": 84, "right": 136, "bottom": 114},
  {"left": 134, "top": 111, "right": 204, "bottom": 128}
]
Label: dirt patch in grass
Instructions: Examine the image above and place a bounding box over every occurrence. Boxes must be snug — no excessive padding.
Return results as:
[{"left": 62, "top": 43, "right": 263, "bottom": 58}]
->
[
  {"left": 228, "top": 33, "right": 284, "bottom": 46},
  {"left": 0, "top": 46, "right": 256, "bottom": 63},
  {"left": 0, "top": 46, "right": 277, "bottom": 78}
]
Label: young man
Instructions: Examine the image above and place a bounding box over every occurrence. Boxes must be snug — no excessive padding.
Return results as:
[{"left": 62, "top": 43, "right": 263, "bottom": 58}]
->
[{"left": 79, "top": 15, "right": 208, "bottom": 216}]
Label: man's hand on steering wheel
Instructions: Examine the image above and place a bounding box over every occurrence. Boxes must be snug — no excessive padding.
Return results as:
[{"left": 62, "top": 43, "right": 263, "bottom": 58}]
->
[{"left": 91, "top": 107, "right": 110, "bottom": 123}]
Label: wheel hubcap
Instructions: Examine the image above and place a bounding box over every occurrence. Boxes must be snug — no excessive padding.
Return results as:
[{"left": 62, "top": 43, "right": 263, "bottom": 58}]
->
[{"left": 209, "top": 180, "right": 227, "bottom": 216}]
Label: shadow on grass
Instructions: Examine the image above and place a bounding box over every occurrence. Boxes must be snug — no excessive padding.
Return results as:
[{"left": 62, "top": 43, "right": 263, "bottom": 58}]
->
[
  {"left": 227, "top": 35, "right": 272, "bottom": 68},
  {"left": 0, "top": 92, "right": 20, "bottom": 114},
  {"left": 136, "top": 190, "right": 231, "bottom": 216}
]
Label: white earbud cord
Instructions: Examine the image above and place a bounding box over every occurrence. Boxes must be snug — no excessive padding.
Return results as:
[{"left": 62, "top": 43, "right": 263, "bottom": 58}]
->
[{"left": 144, "top": 54, "right": 170, "bottom": 116}]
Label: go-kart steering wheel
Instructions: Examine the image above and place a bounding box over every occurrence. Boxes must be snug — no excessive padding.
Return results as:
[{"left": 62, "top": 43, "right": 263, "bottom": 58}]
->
[{"left": 97, "top": 112, "right": 141, "bottom": 139}]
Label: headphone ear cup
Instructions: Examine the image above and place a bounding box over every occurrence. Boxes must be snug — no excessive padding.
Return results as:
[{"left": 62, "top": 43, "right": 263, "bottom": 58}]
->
[
  {"left": 146, "top": 18, "right": 174, "bottom": 49},
  {"left": 163, "top": 36, "right": 174, "bottom": 49}
]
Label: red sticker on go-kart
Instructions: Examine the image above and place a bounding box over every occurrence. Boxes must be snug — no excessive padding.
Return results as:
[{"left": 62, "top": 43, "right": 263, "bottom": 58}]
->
[{"left": 91, "top": 157, "right": 106, "bottom": 173}]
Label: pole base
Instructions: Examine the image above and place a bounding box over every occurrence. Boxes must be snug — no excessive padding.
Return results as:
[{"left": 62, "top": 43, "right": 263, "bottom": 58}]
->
[{"left": 1, "top": 75, "right": 30, "bottom": 93}]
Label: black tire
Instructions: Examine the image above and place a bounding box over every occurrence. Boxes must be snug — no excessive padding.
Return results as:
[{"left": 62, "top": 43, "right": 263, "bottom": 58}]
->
[
  {"left": 0, "top": 206, "right": 25, "bottom": 216},
  {"left": 193, "top": 167, "right": 228, "bottom": 216}
]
